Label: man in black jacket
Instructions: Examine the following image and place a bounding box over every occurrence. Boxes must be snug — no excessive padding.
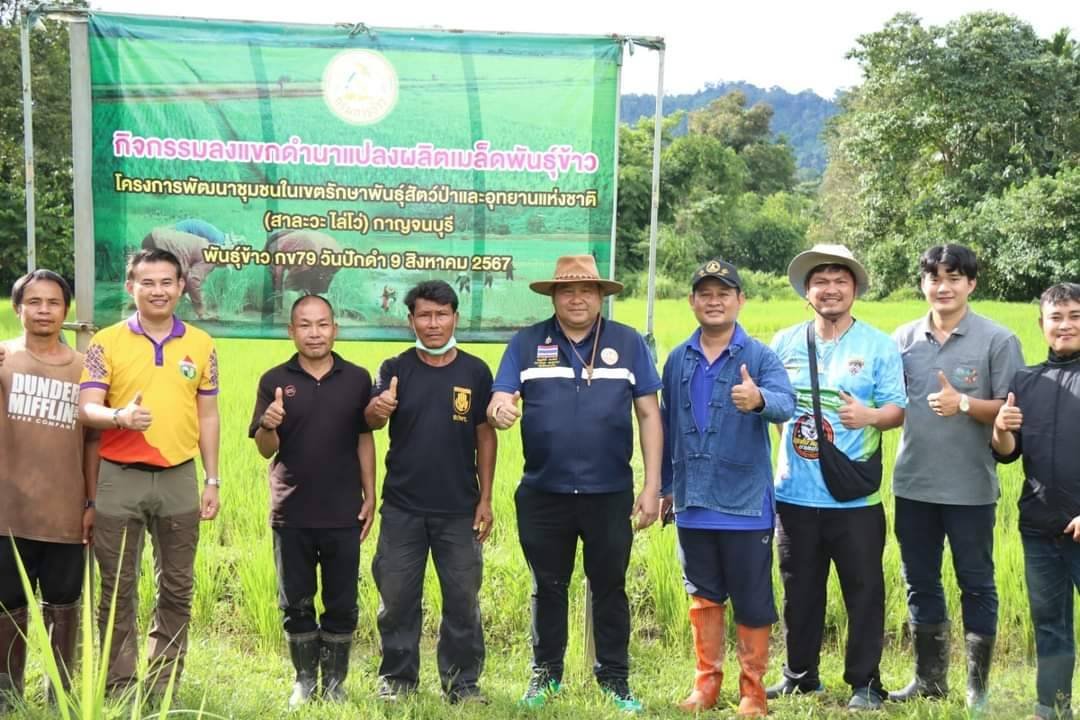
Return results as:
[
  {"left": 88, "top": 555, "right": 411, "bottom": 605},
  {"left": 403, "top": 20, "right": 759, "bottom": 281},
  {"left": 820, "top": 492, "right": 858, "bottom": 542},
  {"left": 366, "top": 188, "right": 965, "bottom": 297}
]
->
[{"left": 992, "top": 282, "right": 1080, "bottom": 720}]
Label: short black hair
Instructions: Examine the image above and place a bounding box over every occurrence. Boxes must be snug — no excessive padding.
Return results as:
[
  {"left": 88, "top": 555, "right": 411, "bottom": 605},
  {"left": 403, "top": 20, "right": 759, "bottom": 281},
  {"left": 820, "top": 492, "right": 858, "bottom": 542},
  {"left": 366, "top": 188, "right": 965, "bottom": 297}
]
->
[
  {"left": 405, "top": 280, "right": 458, "bottom": 313},
  {"left": 290, "top": 293, "right": 335, "bottom": 323},
  {"left": 1040, "top": 282, "right": 1080, "bottom": 311},
  {"left": 919, "top": 244, "right": 978, "bottom": 280},
  {"left": 12, "top": 269, "right": 72, "bottom": 311},
  {"left": 127, "top": 248, "right": 183, "bottom": 281},
  {"left": 805, "top": 263, "right": 856, "bottom": 289}
]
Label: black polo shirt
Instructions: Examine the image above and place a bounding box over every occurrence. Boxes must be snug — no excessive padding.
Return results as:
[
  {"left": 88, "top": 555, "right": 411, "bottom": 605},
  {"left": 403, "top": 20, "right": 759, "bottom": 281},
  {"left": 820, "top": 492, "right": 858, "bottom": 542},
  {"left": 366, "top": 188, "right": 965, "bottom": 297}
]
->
[{"left": 249, "top": 352, "right": 373, "bottom": 528}]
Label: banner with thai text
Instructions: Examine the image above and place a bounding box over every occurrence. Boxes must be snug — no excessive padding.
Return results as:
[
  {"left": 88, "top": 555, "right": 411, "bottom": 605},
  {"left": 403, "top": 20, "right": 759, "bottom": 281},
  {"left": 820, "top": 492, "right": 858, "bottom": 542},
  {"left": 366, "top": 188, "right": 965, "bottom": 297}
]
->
[{"left": 89, "top": 13, "right": 620, "bottom": 340}]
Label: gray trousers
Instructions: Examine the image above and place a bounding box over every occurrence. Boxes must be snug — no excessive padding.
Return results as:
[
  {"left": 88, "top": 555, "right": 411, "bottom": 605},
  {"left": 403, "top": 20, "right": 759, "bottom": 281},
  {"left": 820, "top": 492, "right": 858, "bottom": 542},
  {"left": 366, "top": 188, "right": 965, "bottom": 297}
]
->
[
  {"left": 372, "top": 504, "right": 485, "bottom": 693},
  {"left": 93, "top": 461, "right": 199, "bottom": 691}
]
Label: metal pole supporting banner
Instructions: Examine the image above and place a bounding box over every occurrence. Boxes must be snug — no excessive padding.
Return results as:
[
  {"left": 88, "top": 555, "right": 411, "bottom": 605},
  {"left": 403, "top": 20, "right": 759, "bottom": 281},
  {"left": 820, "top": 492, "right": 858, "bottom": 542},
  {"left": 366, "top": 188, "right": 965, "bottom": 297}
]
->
[
  {"left": 20, "top": 11, "right": 37, "bottom": 273},
  {"left": 645, "top": 47, "right": 664, "bottom": 342},
  {"left": 69, "top": 18, "right": 95, "bottom": 351}
]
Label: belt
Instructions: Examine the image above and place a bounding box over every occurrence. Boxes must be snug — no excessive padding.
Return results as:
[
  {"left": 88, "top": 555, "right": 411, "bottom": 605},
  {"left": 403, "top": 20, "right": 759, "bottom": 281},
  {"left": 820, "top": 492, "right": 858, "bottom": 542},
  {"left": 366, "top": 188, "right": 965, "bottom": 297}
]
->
[{"left": 103, "top": 458, "right": 194, "bottom": 473}]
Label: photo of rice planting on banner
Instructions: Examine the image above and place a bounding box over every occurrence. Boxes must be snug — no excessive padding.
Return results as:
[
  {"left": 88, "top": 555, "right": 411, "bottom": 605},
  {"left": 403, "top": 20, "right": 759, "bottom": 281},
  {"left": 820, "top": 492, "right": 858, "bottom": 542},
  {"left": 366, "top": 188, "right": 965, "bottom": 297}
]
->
[{"left": 89, "top": 14, "right": 620, "bottom": 340}]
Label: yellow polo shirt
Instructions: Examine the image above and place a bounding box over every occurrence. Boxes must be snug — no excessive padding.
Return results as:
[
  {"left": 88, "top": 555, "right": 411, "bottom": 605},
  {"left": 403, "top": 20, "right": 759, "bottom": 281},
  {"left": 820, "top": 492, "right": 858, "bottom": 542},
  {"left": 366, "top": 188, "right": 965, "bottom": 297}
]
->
[{"left": 80, "top": 314, "right": 218, "bottom": 467}]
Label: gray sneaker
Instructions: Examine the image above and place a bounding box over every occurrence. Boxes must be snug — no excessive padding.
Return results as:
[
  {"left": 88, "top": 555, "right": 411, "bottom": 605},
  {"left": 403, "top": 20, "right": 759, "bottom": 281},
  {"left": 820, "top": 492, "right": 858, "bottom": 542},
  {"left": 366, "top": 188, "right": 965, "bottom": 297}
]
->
[{"left": 847, "top": 686, "right": 886, "bottom": 711}]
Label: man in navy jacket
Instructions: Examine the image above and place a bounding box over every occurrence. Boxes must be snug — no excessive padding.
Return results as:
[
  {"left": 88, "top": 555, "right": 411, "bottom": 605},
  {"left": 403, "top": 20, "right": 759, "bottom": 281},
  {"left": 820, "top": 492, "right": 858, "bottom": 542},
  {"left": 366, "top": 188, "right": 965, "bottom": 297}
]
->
[{"left": 660, "top": 259, "right": 795, "bottom": 717}]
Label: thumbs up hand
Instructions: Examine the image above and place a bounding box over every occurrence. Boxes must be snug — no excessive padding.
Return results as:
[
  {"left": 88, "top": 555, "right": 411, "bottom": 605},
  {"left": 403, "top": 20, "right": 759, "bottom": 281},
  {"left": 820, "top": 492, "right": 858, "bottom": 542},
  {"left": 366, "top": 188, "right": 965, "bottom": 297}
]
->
[
  {"left": 927, "top": 370, "right": 962, "bottom": 417},
  {"left": 730, "top": 363, "right": 764, "bottom": 413},
  {"left": 490, "top": 390, "right": 522, "bottom": 430},
  {"left": 994, "top": 392, "right": 1023, "bottom": 432},
  {"left": 371, "top": 376, "right": 399, "bottom": 421},
  {"left": 261, "top": 386, "right": 286, "bottom": 431},
  {"left": 837, "top": 389, "right": 873, "bottom": 430},
  {"left": 119, "top": 391, "right": 153, "bottom": 431}
]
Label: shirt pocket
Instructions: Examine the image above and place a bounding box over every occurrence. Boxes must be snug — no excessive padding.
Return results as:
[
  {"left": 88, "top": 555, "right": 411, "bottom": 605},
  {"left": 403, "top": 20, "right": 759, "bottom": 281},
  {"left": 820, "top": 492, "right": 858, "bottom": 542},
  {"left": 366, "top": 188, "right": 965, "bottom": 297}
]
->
[{"left": 945, "top": 356, "right": 984, "bottom": 395}]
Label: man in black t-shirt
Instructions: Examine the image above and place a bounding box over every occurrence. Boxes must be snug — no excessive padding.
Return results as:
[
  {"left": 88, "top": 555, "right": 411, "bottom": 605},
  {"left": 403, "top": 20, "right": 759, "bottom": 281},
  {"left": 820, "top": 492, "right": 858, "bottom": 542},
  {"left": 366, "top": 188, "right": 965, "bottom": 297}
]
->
[
  {"left": 249, "top": 295, "right": 376, "bottom": 709},
  {"left": 365, "top": 280, "right": 496, "bottom": 704}
]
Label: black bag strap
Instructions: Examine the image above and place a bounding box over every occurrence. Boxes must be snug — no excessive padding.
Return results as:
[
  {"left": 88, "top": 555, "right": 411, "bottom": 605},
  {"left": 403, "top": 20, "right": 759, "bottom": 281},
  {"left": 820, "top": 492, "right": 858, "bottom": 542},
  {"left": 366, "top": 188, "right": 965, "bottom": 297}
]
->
[{"left": 805, "top": 322, "right": 826, "bottom": 443}]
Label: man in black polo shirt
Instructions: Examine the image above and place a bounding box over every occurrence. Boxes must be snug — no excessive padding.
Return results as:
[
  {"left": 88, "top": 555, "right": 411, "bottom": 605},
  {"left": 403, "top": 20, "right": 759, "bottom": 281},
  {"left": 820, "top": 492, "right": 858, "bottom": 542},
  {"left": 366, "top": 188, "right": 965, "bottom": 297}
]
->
[
  {"left": 487, "top": 255, "right": 662, "bottom": 713},
  {"left": 249, "top": 295, "right": 376, "bottom": 708},
  {"left": 364, "top": 280, "right": 496, "bottom": 704}
]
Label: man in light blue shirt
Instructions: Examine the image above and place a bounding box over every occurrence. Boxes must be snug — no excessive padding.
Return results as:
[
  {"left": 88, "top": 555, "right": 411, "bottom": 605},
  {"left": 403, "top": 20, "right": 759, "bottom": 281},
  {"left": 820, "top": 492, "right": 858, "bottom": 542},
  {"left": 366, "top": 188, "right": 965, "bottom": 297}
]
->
[{"left": 767, "top": 245, "right": 906, "bottom": 711}]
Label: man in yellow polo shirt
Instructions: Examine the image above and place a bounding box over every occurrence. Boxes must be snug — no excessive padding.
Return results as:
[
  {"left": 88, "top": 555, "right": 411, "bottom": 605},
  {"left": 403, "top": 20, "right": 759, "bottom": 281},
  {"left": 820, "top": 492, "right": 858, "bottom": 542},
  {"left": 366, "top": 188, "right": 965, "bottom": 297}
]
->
[{"left": 79, "top": 248, "right": 221, "bottom": 696}]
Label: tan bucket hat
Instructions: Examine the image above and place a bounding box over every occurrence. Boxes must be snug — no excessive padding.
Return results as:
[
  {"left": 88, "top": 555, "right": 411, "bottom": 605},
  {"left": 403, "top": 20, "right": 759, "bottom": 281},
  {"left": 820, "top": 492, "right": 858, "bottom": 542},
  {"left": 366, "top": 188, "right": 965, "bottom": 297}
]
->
[
  {"left": 787, "top": 244, "right": 870, "bottom": 299},
  {"left": 529, "top": 255, "right": 624, "bottom": 296}
]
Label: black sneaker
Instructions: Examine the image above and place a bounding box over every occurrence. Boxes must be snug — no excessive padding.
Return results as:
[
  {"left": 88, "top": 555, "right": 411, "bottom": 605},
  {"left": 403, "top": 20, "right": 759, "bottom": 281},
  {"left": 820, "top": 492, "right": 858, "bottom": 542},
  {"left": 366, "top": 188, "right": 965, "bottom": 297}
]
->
[
  {"left": 447, "top": 685, "right": 489, "bottom": 705},
  {"left": 599, "top": 679, "right": 644, "bottom": 714},
  {"left": 766, "top": 674, "right": 826, "bottom": 699}
]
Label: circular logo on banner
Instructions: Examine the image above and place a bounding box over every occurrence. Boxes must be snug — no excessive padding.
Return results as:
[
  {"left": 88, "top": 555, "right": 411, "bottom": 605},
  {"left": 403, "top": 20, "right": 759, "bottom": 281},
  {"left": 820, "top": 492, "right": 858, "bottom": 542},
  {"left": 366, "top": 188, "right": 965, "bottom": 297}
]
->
[
  {"left": 322, "top": 50, "right": 399, "bottom": 125},
  {"left": 601, "top": 348, "right": 619, "bottom": 366},
  {"left": 791, "top": 413, "right": 834, "bottom": 460}
]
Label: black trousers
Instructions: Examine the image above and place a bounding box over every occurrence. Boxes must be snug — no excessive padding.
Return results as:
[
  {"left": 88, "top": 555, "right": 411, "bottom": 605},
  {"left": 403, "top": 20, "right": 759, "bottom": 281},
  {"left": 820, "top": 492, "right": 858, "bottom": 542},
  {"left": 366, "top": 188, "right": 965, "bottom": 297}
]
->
[
  {"left": 515, "top": 484, "right": 633, "bottom": 684},
  {"left": 0, "top": 536, "right": 83, "bottom": 610},
  {"left": 272, "top": 526, "right": 361, "bottom": 636},
  {"left": 775, "top": 501, "right": 886, "bottom": 692},
  {"left": 372, "top": 504, "right": 485, "bottom": 693}
]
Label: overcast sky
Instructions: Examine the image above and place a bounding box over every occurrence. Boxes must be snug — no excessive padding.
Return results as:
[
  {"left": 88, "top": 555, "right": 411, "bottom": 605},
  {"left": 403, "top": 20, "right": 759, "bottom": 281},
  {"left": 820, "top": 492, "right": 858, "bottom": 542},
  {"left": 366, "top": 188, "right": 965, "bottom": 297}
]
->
[{"left": 89, "top": 0, "right": 1078, "bottom": 99}]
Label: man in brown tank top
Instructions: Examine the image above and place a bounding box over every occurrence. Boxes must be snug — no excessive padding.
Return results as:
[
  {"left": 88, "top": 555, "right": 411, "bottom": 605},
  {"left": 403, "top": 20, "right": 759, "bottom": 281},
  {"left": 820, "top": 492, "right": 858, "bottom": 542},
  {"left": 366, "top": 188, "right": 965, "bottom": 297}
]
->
[{"left": 0, "top": 270, "right": 100, "bottom": 711}]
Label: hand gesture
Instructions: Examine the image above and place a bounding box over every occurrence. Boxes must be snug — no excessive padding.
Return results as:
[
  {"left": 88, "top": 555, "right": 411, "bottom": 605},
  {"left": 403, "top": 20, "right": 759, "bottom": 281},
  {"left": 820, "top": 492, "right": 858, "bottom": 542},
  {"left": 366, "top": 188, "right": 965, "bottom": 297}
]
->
[
  {"left": 371, "top": 376, "right": 399, "bottom": 421},
  {"left": 358, "top": 495, "right": 375, "bottom": 542},
  {"left": 200, "top": 485, "right": 220, "bottom": 520},
  {"left": 119, "top": 391, "right": 152, "bottom": 431},
  {"left": 994, "top": 392, "right": 1022, "bottom": 433},
  {"left": 632, "top": 490, "right": 659, "bottom": 531},
  {"left": 731, "top": 364, "right": 763, "bottom": 413},
  {"left": 837, "top": 390, "right": 872, "bottom": 430},
  {"left": 473, "top": 500, "right": 494, "bottom": 543},
  {"left": 1065, "top": 516, "right": 1080, "bottom": 542},
  {"left": 491, "top": 391, "right": 522, "bottom": 430},
  {"left": 927, "top": 371, "right": 961, "bottom": 417},
  {"left": 261, "top": 387, "right": 286, "bottom": 430}
]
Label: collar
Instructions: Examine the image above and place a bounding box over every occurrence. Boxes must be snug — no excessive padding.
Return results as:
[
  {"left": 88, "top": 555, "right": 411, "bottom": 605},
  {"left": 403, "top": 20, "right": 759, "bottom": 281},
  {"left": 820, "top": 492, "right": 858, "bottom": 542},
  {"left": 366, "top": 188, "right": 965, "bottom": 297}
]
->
[
  {"left": 686, "top": 324, "right": 747, "bottom": 357},
  {"left": 126, "top": 313, "right": 186, "bottom": 340},
  {"left": 285, "top": 351, "right": 343, "bottom": 377},
  {"left": 920, "top": 308, "right": 972, "bottom": 339},
  {"left": 1048, "top": 349, "right": 1080, "bottom": 366},
  {"left": 551, "top": 314, "right": 602, "bottom": 346}
]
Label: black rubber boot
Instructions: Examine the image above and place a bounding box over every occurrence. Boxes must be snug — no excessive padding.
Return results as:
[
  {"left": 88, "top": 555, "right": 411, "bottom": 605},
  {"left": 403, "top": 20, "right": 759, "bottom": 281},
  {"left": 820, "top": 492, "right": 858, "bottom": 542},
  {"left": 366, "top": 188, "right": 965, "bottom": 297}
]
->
[
  {"left": 43, "top": 601, "right": 81, "bottom": 704},
  {"left": 965, "top": 632, "right": 995, "bottom": 713},
  {"left": 319, "top": 631, "right": 352, "bottom": 703},
  {"left": 889, "top": 622, "right": 950, "bottom": 701},
  {"left": 286, "top": 631, "right": 320, "bottom": 710},
  {"left": 0, "top": 607, "right": 28, "bottom": 714}
]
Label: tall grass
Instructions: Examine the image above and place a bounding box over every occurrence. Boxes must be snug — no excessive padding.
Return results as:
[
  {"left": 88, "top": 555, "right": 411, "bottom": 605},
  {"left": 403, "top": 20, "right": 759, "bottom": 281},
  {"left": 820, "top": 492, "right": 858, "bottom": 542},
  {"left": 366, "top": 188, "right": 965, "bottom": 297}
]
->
[{"left": 0, "top": 296, "right": 1058, "bottom": 716}]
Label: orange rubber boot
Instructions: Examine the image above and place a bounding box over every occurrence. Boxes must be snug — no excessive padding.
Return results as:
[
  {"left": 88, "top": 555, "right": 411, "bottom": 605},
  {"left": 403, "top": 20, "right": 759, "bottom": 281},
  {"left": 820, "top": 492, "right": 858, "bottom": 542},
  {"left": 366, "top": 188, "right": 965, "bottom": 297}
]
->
[
  {"left": 678, "top": 597, "right": 725, "bottom": 713},
  {"left": 735, "top": 624, "right": 770, "bottom": 717}
]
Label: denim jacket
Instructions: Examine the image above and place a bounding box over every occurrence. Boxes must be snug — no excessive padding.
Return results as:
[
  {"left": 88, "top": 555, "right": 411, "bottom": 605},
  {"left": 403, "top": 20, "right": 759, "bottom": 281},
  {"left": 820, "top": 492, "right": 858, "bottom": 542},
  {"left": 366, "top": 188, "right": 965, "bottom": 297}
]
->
[{"left": 660, "top": 328, "right": 795, "bottom": 516}]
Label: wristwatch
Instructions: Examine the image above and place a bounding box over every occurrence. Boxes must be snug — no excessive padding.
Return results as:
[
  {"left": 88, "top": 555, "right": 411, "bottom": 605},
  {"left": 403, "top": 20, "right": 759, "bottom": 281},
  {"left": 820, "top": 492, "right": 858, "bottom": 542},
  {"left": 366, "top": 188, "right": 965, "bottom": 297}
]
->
[
  {"left": 84, "top": 499, "right": 95, "bottom": 509},
  {"left": 959, "top": 393, "right": 971, "bottom": 414},
  {"left": 205, "top": 477, "right": 221, "bottom": 487}
]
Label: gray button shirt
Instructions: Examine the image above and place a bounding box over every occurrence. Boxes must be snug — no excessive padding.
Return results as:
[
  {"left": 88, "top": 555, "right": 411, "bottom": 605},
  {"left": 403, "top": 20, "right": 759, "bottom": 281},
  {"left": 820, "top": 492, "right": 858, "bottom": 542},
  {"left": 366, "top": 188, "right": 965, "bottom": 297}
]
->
[{"left": 893, "top": 310, "right": 1024, "bottom": 505}]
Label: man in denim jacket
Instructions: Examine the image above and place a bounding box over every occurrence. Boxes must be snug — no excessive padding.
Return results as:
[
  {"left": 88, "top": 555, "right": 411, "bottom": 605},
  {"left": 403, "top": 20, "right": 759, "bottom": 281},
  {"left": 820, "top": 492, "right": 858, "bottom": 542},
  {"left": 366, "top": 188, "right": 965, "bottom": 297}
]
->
[{"left": 659, "top": 259, "right": 795, "bottom": 717}]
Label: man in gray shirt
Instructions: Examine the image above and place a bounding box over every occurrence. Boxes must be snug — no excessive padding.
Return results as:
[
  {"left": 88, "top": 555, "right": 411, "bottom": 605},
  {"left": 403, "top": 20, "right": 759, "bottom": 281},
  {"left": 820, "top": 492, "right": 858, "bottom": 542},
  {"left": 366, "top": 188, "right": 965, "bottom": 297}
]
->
[{"left": 890, "top": 245, "right": 1023, "bottom": 713}]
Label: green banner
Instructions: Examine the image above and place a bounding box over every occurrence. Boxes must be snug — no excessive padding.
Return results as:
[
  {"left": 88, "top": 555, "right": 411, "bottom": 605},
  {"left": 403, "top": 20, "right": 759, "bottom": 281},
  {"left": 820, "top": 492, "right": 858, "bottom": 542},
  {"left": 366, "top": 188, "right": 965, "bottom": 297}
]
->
[{"left": 88, "top": 13, "right": 621, "bottom": 340}]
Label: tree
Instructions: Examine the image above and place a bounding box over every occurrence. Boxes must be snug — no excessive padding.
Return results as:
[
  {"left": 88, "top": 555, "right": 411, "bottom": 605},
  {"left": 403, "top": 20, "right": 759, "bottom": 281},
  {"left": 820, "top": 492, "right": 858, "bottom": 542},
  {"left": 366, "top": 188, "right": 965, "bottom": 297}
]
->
[{"left": 818, "top": 12, "right": 1080, "bottom": 295}]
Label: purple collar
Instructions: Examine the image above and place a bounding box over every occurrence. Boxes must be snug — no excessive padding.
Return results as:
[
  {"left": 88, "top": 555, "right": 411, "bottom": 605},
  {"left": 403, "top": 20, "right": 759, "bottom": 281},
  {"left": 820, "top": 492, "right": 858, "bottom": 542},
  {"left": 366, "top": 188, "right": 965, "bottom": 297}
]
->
[
  {"left": 126, "top": 313, "right": 186, "bottom": 339},
  {"left": 126, "top": 313, "right": 186, "bottom": 367}
]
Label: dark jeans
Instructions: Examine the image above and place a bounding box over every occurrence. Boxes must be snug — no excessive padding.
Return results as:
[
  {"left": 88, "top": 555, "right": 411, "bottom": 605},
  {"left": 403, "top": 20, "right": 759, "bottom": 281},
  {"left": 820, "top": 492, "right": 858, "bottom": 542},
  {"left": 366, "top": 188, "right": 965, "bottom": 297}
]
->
[
  {"left": 515, "top": 484, "right": 633, "bottom": 684},
  {"left": 1022, "top": 534, "right": 1080, "bottom": 720},
  {"left": 0, "top": 537, "right": 82, "bottom": 610},
  {"left": 372, "top": 504, "right": 484, "bottom": 693},
  {"left": 272, "top": 526, "right": 361, "bottom": 636},
  {"left": 775, "top": 501, "right": 886, "bottom": 692},
  {"left": 894, "top": 497, "right": 998, "bottom": 636},
  {"left": 676, "top": 526, "right": 778, "bottom": 627}
]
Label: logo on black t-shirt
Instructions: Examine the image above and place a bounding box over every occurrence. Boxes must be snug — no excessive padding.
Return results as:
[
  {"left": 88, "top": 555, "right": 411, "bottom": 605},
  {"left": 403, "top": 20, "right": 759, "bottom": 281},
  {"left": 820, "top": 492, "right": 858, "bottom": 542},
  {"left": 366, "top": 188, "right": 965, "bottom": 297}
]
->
[{"left": 453, "top": 386, "right": 471, "bottom": 423}]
